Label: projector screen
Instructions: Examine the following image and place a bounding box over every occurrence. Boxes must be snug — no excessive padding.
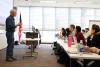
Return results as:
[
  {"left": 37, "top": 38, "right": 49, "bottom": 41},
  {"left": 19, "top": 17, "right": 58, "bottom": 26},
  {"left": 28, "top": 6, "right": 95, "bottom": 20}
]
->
[{"left": 0, "top": 0, "right": 13, "bottom": 25}]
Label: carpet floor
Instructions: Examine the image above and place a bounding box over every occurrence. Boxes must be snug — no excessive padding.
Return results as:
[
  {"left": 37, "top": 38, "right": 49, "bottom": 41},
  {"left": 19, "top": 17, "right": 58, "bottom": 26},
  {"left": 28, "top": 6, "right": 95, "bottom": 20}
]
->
[{"left": 0, "top": 44, "right": 65, "bottom": 67}]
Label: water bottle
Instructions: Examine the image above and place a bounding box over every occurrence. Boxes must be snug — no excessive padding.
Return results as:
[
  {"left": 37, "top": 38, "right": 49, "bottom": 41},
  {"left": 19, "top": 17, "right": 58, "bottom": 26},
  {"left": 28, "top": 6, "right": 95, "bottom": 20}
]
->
[
  {"left": 77, "top": 40, "right": 84, "bottom": 55},
  {"left": 68, "top": 35, "right": 72, "bottom": 47}
]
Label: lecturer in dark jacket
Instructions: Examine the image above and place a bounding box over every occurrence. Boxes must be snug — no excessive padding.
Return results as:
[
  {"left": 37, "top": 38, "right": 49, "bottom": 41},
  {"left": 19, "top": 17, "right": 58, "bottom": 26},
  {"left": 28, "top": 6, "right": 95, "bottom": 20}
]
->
[{"left": 5, "top": 9, "right": 22, "bottom": 62}]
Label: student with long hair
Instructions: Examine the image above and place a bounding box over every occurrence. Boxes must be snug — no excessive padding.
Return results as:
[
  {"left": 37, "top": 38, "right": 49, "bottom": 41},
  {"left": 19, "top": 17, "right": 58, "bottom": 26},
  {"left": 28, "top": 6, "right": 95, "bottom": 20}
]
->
[
  {"left": 66, "top": 28, "right": 70, "bottom": 37},
  {"left": 74, "top": 26, "right": 86, "bottom": 45},
  {"left": 60, "top": 28, "right": 66, "bottom": 40},
  {"left": 83, "top": 24, "right": 100, "bottom": 67}
]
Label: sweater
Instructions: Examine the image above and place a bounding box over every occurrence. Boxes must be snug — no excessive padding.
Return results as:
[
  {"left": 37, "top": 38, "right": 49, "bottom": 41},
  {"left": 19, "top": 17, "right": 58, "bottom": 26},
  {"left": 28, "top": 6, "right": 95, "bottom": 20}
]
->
[{"left": 76, "top": 32, "right": 86, "bottom": 45}]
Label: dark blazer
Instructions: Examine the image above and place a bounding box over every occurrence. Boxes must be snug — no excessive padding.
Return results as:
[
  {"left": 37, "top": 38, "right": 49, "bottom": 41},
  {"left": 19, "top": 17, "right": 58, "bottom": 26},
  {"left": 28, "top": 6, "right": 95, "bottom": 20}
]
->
[
  {"left": 5, "top": 15, "right": 16, "bottom": 32},
  {"left": 87, "top": 32, "right": 100, "bottom": 48}
]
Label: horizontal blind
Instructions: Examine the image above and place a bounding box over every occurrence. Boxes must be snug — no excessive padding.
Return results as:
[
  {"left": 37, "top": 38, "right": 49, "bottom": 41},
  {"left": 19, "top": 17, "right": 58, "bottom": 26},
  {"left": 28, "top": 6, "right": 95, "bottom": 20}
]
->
[
  {"left": 30, "top": 7, "right": 42, "bottom": 30},
  {"left": 70, "top": 8, "right": 81, "bottom": 26},
  {"left": 43, "top": 8, "right": 55, "bottom": 30},
  {"left": 18, "top": 7, "right": 29, "bottom": 30},
  {"left": 95, "top": 9, "right": 100, "bottom": 20},
  {"left": 81, "top": 9, "right": 94, "bottom": 29},
  {"left": 56, "top": 8, "right": 68, "bottom": 30}
]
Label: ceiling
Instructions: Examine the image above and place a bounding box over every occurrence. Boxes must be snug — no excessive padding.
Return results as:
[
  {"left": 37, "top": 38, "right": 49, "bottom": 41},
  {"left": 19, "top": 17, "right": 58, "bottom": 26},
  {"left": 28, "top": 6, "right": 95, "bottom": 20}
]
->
[{"left": 14, "top": 0, "right": 100, "bottom": 8}]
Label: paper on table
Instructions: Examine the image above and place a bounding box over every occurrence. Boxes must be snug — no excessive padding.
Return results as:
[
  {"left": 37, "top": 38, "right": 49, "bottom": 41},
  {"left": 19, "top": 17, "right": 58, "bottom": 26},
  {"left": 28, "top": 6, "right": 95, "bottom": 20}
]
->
[
  {"left": 67, "top": 51, "right": 77, "bottom": 54},
  {"left": 67, "top": 48, "right": 77, "bottom": 54}
]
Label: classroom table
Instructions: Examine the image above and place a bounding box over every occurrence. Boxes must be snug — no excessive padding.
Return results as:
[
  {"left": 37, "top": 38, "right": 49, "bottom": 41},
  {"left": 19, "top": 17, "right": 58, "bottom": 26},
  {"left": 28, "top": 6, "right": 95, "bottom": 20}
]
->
[
  {"left": 21, "top": 38, "right": 40, "bottom": 58},
  {"left": 55, "top": 37, "right": 100, "bottom": 67}
]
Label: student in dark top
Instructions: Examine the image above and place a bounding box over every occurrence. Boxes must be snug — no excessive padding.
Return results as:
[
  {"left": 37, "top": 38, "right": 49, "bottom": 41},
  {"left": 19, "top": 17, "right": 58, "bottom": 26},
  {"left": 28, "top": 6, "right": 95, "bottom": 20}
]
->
[
  {"left": 36, "top": 29, "right": 41, "bottom": 44},
  {"left": 86, "top": 24, "right": 100, "bottom": 49},
  {"left": 60, "top": 28, "right": 66, "bottom": 40},
  {"left": 87, "top": 24, "right": 99, "bottom": 47},
  {"left": 74, "top": 26, "right": 86, "bottom": 45},
  {"left": 60, "top": 28, "right": 66, "bottom": 37},
  {"left": 66, "top": 28, "right": 70, "bottom": 37},
  {"left": 83, "top": 25, "right": 100, "bottom": 67}
]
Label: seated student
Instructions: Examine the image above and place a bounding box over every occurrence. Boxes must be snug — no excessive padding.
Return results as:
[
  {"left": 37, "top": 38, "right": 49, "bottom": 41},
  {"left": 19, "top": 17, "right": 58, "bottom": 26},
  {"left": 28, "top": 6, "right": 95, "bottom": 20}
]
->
[
  {"left": 82, "top": 29, "right": 87, "bottom": 38},
  {"left": 74, "top": 26, "right": 86, "bottom": 45},
  {"left": 36, "top": 29, "right": 41, "bottom": 38},
  {"left": 60, "top": 28, "right": 66, "bottom": 40},
  {"left": 66, "top": 28, "right": 70, "bottom": 37},
  {"left": 85, "top": 24, "right": 100, "bottom": 50},
  {"left": 36, "top": 29, "right": 41, "bottom": 44},
  {"left": 83, "top": 25, "right": 100, "bottom": 67},
  {"left": 85, "top": 28, "right": 90, "bottom": 37},
  {"left": 69, "top": 24, "right": 75, "bottom": 36},
  {"left": 87, "top": 24, "right": 99, "bottom": 47}
]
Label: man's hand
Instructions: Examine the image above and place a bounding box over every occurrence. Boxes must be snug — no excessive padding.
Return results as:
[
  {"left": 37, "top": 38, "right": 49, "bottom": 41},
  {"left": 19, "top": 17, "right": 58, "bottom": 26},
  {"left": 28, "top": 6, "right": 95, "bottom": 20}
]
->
[{"left": 16, "top": 23, "right": 22, "bottom": 27}]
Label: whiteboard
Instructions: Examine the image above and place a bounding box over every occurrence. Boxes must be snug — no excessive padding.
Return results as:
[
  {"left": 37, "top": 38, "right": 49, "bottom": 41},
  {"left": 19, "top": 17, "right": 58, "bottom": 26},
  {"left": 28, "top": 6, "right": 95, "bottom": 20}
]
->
[
  {"left": 0, "top": 0, "right": 13, "bottom": 25},
  {"left": 89, "top": 20, "right": 100, "bottom": 30},
  {"left": 0, "top": 0, "right": 13, "bottom": 50}
]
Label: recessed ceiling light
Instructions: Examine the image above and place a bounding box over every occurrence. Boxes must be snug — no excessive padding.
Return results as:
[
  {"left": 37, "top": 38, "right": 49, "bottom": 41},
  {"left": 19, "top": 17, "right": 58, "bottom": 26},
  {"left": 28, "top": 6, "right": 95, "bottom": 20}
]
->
[{"left": 75, "top": 1, "right": 92, "bottom": 4}]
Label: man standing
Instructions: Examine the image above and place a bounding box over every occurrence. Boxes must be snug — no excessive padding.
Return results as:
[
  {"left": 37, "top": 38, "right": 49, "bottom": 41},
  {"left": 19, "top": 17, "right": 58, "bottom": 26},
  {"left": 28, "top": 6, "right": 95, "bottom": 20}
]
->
[{"left": 5, "top": 9, "right": 22, "bottom": 62}]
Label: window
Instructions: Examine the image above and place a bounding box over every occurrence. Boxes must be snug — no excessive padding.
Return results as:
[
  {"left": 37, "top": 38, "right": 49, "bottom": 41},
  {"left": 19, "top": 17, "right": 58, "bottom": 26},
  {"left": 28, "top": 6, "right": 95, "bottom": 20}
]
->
[
  {"left": 42, "top": 31, "right": 55, "bottom": 42},
  {"left": 18, "top": 7, "right": 29, "bottom": 30},
  {"left": 43, "top": 8, "right": 55, "bottom": 30},
  {"left": 95, "top": 9, "right": 100, "bottom": 20},
  {"left": 56, "top": 8, "right": 68, "bottom": 30},
  {"left": 70, "top": 8, "right": 81, "bottom": 26},
  {"left": 17, "top": 7, "right": 98, "bottom": 43},
  {"left": 30, "top": 7, "right": 42, "bottom": 30},
  {"left": 81, "top": 9, "right": 94, "bottom": 29}
]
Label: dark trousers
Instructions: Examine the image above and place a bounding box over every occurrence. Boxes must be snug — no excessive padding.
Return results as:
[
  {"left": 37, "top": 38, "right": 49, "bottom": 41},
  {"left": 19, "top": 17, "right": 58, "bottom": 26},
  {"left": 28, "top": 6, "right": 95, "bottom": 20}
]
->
[{"left": 6, "top": 32, "right": 14, "bottom": 59}]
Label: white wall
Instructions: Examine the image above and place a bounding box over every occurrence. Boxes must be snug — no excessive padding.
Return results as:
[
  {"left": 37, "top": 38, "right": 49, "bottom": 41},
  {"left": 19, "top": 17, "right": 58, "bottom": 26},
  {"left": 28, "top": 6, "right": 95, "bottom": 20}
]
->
[
  {"left": 0, "top": 0, "right": 13, "bottom": 50},
  {"left": 0, "top": 30, "right": 7, "bottom": 50}
]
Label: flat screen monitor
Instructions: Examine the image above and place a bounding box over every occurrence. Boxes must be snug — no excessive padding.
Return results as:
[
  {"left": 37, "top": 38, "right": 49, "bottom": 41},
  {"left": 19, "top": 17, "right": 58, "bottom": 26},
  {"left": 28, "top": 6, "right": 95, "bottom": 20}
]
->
[{"left": 32, "top": 26, "right": 35, "bottom": 33}]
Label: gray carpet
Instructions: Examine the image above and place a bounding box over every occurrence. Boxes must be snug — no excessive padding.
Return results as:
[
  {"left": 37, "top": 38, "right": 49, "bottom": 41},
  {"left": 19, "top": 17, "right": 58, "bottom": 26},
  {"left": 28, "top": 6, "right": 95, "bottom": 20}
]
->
[{"left": 0, "top": 44, "right": 65, "bottom": 67}]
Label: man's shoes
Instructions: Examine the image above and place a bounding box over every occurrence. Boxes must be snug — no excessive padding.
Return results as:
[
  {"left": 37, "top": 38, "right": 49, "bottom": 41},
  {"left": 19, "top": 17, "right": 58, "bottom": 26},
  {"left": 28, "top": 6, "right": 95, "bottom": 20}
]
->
[
  {"left": 6, "top": 58, "right": 14, "bottom": 62},
  {"left": 10, "top": 57, "right": 17, "bottom": 60}
]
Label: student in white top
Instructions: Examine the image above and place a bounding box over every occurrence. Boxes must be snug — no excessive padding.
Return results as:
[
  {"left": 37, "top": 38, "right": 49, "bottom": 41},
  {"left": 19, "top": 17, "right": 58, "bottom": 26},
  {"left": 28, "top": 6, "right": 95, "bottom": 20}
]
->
[
  {"left": 82, "top": 29, "right": 87, "bottom": 38},
  {"left": 69, "top": 24, "right": 75, "bottom": 36},
  {"left": 85, "top": 28, "right": 90, "bottom": 37}
]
